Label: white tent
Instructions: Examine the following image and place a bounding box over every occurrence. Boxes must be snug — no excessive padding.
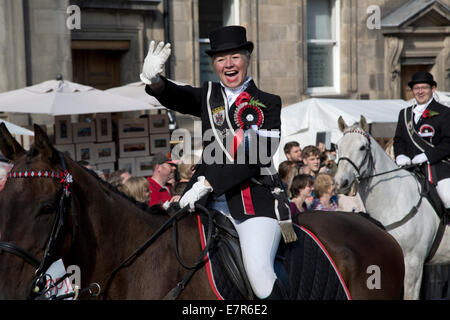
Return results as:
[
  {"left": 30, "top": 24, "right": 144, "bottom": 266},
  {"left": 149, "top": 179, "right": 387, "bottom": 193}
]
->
[
  {"left": 406, "top": 91, "right": 450, "bottom": 107},
  {"left": 274, "top": 98, "right": 409, "bottom": 167},
  {"left": 433, "top": 91, "right": 450, "bottom": 107}
]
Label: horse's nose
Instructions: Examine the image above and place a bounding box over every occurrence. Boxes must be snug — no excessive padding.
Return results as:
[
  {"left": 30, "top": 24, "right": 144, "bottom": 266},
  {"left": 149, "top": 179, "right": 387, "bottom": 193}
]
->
[{"left": 337, "top": 179, "right": 349, "bottom": 191}]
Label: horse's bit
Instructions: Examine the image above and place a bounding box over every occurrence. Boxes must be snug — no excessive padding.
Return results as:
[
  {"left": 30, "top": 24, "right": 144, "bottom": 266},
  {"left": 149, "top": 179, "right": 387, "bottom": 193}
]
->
[{"left": 0, "top": 152, "right": 77, "bottom": 299}]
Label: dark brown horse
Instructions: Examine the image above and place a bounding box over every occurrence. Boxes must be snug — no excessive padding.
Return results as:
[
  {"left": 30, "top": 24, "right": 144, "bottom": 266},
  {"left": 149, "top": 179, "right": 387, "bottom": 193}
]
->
[{"left": 0, "top": 123, "right": 404, "bottom": 299}]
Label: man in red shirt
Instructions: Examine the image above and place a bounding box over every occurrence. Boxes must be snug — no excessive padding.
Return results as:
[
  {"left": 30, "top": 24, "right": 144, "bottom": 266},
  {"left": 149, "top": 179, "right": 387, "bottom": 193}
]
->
[{"left": 147, "top": 152, "right": 177, "bottom": 207}]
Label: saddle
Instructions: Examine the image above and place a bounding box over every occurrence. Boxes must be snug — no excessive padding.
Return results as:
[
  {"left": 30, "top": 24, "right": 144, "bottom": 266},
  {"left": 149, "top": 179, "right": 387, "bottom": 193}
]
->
[
  {"left": 198, "top": 210, "right": 350, "bottom": 300},
  {"left": 409, "top": 168, "right": 450, "bottom": 262},
  {"left": 410, "top": 167, "right": 449, "bottom": 225}
]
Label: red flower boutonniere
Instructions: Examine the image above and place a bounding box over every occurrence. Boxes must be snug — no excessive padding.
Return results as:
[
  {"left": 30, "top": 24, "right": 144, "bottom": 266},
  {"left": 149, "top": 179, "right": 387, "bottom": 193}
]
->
[
  {"left": 422, "top": 109, "right": 439, "bottom": 119},
  {"left": 235, "top": 92, "right": 266, "bottom": 108}
]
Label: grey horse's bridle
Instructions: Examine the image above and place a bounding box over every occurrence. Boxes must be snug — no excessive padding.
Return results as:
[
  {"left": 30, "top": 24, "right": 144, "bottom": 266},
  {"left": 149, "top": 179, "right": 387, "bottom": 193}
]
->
[{"left": 337, "top": 128, "right": 374, "bottom": 182}]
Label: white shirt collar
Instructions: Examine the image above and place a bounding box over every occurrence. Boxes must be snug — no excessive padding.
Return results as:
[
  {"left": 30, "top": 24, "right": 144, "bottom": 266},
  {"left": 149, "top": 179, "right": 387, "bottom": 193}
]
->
[
  {"left": 413, "top": 97, "right": 434, "bottom": 123},
  {"left": 220, "top": 76, "right": 253, "bottom": 108}
]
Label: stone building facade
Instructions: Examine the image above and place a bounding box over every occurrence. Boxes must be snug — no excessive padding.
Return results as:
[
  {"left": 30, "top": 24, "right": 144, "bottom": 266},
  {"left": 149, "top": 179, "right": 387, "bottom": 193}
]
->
[{"left": 0, "top": 0, "right": 449, "bottom": 129}]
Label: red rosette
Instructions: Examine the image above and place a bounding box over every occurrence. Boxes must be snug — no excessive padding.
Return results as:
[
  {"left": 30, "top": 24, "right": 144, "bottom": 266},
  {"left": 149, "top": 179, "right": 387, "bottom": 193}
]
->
[{"left": 234, "top": 103, "right": 264, "bottom": 129}]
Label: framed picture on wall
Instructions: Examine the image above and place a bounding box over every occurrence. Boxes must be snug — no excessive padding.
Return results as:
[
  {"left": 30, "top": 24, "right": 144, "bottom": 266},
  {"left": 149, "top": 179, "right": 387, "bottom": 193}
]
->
[
  {"left": 97, "top": 162, "right": 115, "bottom": 175},
  {"left": 95, "top": 142, "right": 116, "bottom": 164},
  {"left": 55, "top": 144, "right": 75, "bottom": 160},
  {"left": 118, "top": 118, "right": 149, "bottom": 138},
  {"left": 119, "top": 137, "right": 150, "bottom": 158},
  {"left": 118, "top": 157, "right": 136, "bottom": 175},
  {"left": 96, "top": 113, "right": 112, "bottom": 142},
  {"left": 135, "top": 156, "right": 154, "bottom": 177},
  {"left": 148, "top": 113, "right": 169, "bottom": 134},
  {"left": 150, "top": 133, "right": 170, "bottom": 154},
  {"left": 54, "top": 115, "right": 73, "bottom": 145},
  {"left": 75, "top": 143, "right": 96, "bottom": 163},
  {"left": 73, "top": 122, "right": 96, "bottom": 143}
]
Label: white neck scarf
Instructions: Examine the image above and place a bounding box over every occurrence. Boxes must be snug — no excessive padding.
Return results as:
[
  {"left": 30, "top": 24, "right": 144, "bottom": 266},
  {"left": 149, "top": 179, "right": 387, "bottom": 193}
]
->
[{"left": 220, "top": 76, "right": 252, "bottom": 109}]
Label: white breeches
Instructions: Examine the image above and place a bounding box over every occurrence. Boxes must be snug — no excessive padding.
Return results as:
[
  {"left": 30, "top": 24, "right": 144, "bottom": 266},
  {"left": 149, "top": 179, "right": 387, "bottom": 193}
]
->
[
  {"left": 232, "top": 216, "right": 281, "bottom": 299},
  {"left": 208, "top": 195, "right": 281, "bottom": 298},
  {"left": 436, "top": 178, "right": 450, "bottom": 208},
  {"left": 220, "top": 212, "right": 281, "bottom": 298}
]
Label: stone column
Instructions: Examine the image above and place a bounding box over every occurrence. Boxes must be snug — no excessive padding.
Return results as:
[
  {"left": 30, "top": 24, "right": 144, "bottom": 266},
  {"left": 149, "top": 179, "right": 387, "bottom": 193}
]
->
[
  {"left": 0, "top": 0, "right": 26, "bottom": 93},
  {"left": 384, "top": 35, "right": 403, "bottom": 99}
]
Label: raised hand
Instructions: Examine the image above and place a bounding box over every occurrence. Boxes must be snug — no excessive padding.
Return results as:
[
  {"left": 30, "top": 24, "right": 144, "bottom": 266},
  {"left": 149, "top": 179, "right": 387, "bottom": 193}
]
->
[{"left": 140, "top": 41, "right": 171, "bottom": 85}]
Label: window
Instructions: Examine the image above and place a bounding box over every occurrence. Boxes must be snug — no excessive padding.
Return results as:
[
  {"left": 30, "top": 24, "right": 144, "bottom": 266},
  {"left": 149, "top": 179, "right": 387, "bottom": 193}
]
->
[
  {"left": 306, "top": 0, "right": 340, "bottom": 95},
  {"left": 198, "top": 0, "right": 239, "bottom": 84}
]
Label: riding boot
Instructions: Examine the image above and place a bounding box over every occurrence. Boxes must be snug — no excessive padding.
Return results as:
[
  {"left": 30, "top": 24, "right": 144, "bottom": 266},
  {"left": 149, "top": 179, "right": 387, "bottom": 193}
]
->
[{"left": 264, "top": 279, "right": 289, "bottom": 300}]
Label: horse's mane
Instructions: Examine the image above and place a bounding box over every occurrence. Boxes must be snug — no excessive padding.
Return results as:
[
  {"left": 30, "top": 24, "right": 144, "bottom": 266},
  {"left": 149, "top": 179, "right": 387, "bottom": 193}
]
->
[{"left": 78, "top": 163, "right": 168, "bottom": 216}]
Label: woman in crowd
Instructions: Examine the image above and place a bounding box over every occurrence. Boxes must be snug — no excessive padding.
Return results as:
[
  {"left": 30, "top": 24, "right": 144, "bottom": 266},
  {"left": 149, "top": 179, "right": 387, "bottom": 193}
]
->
[
  {"left": 278, "top": 160, "right": 299, "bottom": 196},
  {"left": 311, "top": 173, "right": 338, "bottom": 211},
  {"left": 171, "top": 154, "right": 200, "bottom": 201},
  {"left": 123, "top": 176, "right": 151, "bottom": 204},
  {"left": 289, "top": 174, "right": 313, "bottom": 218}
]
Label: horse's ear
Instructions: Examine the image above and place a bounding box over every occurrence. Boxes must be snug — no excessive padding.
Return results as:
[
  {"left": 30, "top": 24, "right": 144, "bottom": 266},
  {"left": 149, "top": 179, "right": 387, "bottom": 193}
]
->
[
  {"left": 33, "top": 124, "right": 59, "bottom": 163},
  {"left": 0, "top": 122, "right": 26, "bottom": 161},
  {"left": 360, "top": 115, "right": 369, "bottom": 132},
  {"left": 338, "top": 116, "right": 347, "bottom": 132}
]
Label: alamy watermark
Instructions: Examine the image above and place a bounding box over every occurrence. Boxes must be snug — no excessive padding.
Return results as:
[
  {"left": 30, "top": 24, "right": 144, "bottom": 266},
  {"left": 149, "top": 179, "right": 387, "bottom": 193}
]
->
[
  {"left": 169, "top": 121, "right": 280, "bottom": 175},
  {"left": 366, "top": 5, "right": 381, "bottom": 30},
  {"left": 66, "top": 5, "right": 81, "bottom": 30},
  {"left": 366, "top": 265, "right": 381, "bottom": 290}
]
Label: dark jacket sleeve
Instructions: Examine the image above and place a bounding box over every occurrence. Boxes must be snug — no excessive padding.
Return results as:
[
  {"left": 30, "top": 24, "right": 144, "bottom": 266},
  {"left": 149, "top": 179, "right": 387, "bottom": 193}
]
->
[
  {"left": 205, "top": 95, "right": 282, "bottom": 196},
  {"left": 145, "top": 77, "right": 203, "bottom": 117},
  {"left": 393, "top": 109, "right": 407, "bottom": 158}
]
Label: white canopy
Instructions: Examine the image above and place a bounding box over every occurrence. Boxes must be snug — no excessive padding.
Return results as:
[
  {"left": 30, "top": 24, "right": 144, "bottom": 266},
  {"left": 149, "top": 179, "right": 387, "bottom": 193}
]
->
[
  {"left": 105, "top": 81, "right": 165, "bottom": 109},
  {"left": 0, "top": 79, "right": 157, "bottom": 116},
  {"left": 274, "top": 98, "right": 409, "bottom": 167},
  {"left": 0, "top": 119, "right": 34, "bottom": 136}
]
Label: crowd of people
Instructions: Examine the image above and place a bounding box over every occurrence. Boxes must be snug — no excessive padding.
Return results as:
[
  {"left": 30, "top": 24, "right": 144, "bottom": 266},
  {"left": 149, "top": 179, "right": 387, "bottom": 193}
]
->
[
  {"left": 280, "top": 140, "right": 364, "bottom": 218},
  {"left": 68, "top": 138, "right": 361, "bottom": 220},
  {"left": 75, "top": 151, "right": 197, "bottom": 211}
]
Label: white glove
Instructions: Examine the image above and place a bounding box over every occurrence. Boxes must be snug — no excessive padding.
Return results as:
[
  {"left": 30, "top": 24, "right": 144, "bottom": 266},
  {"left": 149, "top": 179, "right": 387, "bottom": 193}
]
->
[
  {"left": 140, "top": 41, "right": 171, "bottom": 85},
  {"left": 412, "top": 153, "right": 428, "bottom": 165},
  {"left": 179, "top": 176, "right": 213, "bottom": 211},
  {"left": 395, "top": 154, "right": 411, "bottom": 166}
]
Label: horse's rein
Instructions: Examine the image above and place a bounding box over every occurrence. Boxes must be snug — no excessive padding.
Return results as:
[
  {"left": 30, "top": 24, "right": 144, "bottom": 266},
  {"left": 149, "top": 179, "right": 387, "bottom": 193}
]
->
[
  {"left": 338, "top": 129, "right": 425, "bottom": 231},
  {"left": 98, "top": 202, "right": 215, "bottom": 300},
  {"left": 338, "top": 128, "right": 419, "bottom": 181}
]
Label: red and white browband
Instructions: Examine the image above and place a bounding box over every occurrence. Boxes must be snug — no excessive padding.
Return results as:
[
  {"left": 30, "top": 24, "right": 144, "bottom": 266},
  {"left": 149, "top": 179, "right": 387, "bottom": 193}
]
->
[
  {"left": 343, "top": 128, "right": 371, "bottom": 142},
  {"left": 7, "top": 169, "right": 73, "bottom": 194}
]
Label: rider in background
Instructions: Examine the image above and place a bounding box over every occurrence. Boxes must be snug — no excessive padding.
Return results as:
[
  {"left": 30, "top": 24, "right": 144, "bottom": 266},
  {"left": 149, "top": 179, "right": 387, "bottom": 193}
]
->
[
  {"left": 140, "top": 25, "right": 296, "bottom": 299},
  {"left": 393, "top": 71, "right": 450, "bottom": 211}
]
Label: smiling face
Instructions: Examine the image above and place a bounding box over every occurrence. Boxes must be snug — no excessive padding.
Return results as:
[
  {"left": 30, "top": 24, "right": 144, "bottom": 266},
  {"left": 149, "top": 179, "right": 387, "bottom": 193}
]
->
[
  {"left": 212, "top": 50, "right": 249, "bottom": 88},
  {"left": 412, "top": 83, "right": 435, "bottom": 105}
]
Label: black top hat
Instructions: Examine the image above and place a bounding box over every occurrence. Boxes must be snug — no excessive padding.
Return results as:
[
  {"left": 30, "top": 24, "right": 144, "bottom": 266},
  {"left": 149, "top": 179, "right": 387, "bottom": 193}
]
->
[
  {"left": 205, "top": 25, "right": 254, "bottom": 57},
  {"left": 408, "top": 71, "right": 437, "bottom": 88}
]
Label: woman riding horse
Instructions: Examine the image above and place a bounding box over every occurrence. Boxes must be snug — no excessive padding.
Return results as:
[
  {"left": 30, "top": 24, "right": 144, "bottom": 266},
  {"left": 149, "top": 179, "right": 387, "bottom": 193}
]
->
[{"left": 141, "top": 25, "right": 294, "bottom": 299}]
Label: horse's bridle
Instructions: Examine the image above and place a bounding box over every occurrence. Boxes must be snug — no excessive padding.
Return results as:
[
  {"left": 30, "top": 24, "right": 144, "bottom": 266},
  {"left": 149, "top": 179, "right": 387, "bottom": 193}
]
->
[
  {"left": 337, "top": 128, "right": 374, "bottom": 182},
  {"left": 0, "top": 152, "right": 75, "bottom": 299},
  {"left": 336, "top": 129, "right": 429, "bottom": 233}
]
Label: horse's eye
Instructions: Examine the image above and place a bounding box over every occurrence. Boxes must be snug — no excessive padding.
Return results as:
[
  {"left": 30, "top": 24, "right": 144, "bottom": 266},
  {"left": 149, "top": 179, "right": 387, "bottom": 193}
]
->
[
  {"left": 360, "top": 145, "right": 366, "bottom": 151},
  {"left": 39, "top": 203, "right": 56, "bottom": 216}
]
